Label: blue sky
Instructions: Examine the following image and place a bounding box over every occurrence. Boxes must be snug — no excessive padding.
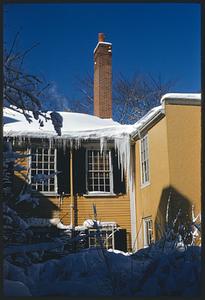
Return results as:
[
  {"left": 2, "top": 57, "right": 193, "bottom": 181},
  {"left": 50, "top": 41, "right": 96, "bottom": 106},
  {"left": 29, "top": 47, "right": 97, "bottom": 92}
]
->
[{"left": 4, "top": 3, "right": 201, "bottom": 109}]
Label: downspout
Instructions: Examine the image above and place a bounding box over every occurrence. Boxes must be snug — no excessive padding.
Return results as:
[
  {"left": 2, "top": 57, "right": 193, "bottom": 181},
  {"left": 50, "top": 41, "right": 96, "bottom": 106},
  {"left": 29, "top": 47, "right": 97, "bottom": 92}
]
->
[{"left": 70, "top": 149, "right": 74, "bottom": 228}]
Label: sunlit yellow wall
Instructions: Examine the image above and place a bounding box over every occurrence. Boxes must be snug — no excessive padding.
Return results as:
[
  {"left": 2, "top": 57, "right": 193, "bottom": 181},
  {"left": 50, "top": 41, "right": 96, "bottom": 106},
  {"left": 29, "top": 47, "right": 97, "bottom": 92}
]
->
[{"left": 165, "top": 104, "right": 201, "bottom": 215}]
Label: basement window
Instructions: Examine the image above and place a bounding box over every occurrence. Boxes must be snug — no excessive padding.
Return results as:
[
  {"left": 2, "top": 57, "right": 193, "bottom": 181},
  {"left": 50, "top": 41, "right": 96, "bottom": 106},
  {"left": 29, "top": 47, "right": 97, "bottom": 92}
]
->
[
  {"left": 140, "top": 135, "right": 150, "bottom": 186},
  {"left": 143, "top": 217, "right": 153, "bottom": 248},
  {"left": 88, "top": 227, "right": 115, "bottom": 249},
  {"left": 29, "top": 147, "right": 57, "bottom": 194},
  {"left": 86, "top": 149, "right": 113, "bottom": 194}
]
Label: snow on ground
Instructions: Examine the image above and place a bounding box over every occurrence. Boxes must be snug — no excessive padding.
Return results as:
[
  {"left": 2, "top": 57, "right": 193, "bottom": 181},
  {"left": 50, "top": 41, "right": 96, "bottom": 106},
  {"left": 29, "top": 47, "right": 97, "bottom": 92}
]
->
[{"left": 4, "top": 245, "right": 201, "bottom": 297}]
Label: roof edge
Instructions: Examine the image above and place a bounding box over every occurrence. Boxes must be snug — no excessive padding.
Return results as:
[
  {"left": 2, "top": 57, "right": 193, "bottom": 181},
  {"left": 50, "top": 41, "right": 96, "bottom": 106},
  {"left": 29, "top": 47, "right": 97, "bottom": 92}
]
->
[
  {"left": 131, "top": 108, "right": 165, "bottom": 140},
  {"left": 160, "top": 93, "right": 201, "bottom": 106}
]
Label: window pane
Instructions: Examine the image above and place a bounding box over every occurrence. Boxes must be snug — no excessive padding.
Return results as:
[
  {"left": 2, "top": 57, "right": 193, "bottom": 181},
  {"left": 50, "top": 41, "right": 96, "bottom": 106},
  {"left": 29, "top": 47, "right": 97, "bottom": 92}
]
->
[
  {"left": 32, "top": 155, "right": 36, "bottom": 161},
  {"left": 50, "top": 156, "right": 54, "bottom": 162},
  {"left": 38, "top": 185, "right": 42, "bottom": 191},
  {"left": 32, "top": 163, "right": 36, "bottom": 168},
  {"left": 50, "top": 185, "right": 55, "bottom": 192}
]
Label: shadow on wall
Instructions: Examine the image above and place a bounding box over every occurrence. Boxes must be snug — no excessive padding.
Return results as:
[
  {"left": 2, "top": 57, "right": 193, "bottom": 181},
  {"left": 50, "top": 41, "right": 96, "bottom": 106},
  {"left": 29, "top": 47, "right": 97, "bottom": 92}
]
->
[
  {"left": 155, "top": 186, "right": 193, "bottom": 244},
  {"left": 12, "top": 175, "right": 59, "bottom": 219}
]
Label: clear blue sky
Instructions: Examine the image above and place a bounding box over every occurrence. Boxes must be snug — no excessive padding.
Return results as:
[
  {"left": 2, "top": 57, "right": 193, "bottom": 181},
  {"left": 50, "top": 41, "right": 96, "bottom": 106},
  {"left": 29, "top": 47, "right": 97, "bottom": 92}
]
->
[{"left": 4, "top": 3, "right": 201, "bottom": 109}]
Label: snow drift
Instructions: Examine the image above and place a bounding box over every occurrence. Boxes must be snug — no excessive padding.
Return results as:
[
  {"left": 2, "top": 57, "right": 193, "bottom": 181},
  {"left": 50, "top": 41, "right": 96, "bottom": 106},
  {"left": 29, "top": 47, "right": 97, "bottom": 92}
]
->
[{"left": 4, "top": 245, "right": 201, "bottom": 297}]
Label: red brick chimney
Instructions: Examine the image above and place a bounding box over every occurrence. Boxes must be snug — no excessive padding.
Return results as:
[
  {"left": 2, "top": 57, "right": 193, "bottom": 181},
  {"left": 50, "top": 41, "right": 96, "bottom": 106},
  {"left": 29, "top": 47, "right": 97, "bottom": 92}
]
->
[{"left": 94, "top": 33, "right": 112, "bottom": 119}]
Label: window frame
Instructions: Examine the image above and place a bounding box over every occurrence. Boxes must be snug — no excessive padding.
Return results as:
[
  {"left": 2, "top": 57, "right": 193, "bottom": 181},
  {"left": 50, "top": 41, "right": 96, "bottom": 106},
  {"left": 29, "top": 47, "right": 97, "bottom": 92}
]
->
[
  {"left": 88, "top": 227, "right": 115, "bottom": 249},
  {"left": 85, "top": 148, "right": 114, "bottom": 196},
  {"left": 139, "top": 135, "right": 150, "bottom": 188},
  {"left": 143, "top": 217, "right": 153, "bottom": 248},
  {"left": 28, "top": 147, "right": 58, "bottom": 195}
]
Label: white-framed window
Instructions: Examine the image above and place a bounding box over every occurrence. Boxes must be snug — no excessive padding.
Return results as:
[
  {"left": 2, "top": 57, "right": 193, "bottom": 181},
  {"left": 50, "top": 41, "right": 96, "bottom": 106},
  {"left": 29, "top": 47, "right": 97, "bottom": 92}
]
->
[
  {"left": 143, "top": 217, "right": 153, "bottom": 248},
  {"left": 29, "top": 147, "right": 57, "bottom": 193},
  {"left": 140, "top": 135, "right": 150, "bottom": 186},
  {"left": 88, "top": 227, "right": 115, "bottom": 249},
  {"left": 86, "top": 149, "right": 113, "bottom": 194}
]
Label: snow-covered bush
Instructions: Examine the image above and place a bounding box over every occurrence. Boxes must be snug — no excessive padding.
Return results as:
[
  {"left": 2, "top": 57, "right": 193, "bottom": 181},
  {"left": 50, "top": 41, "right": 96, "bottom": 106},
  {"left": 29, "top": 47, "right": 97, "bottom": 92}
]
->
[{"left": 3, "top": 37, "right": 64, "bottom": 264}]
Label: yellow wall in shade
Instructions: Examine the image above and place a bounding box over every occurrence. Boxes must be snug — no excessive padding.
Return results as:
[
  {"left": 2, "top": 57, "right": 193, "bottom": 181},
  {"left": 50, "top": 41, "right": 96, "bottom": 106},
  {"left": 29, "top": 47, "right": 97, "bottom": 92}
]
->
[{"left": 135, "top": 117, "right": 170, "bottom": 249}]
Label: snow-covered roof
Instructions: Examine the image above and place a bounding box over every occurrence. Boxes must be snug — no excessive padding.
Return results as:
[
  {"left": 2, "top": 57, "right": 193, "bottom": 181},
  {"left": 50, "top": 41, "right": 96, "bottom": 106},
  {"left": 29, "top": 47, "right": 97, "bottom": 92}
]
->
[
  {"left": 161, "top": 93, "right": 201, "bottom": 104},
  {"left": 4, "top": 92, "right": 200, "bottom": 141},
  {"left": 3, "top": 107, "right": 133, "bottom": 140}
]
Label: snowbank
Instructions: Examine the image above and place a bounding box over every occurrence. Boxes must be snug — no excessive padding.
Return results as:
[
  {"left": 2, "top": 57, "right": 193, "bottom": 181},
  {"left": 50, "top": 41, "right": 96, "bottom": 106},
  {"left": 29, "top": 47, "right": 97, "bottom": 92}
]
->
[
  {"left": 4, "top": 246, "right": 201, "bottom": 297},
  {"left": 4, "top": 280, "right": 32, "bottom": 296}
]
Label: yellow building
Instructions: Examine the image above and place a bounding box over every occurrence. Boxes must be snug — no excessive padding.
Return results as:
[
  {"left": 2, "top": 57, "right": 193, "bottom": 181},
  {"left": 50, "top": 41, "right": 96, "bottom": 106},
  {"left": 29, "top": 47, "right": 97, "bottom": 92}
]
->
[
  {"left": 132, "top": 93, "right": 201, "bottom": 249},
  {"left": 3, "top": 32, "right": 201, "bottom": 252}
]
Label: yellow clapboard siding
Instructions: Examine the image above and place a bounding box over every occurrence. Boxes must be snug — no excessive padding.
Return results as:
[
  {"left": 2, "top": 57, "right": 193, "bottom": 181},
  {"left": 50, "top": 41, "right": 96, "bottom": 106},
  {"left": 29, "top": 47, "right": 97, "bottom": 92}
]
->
[{"left": 11, "top": 148, "right": 132, "bottom": 250}]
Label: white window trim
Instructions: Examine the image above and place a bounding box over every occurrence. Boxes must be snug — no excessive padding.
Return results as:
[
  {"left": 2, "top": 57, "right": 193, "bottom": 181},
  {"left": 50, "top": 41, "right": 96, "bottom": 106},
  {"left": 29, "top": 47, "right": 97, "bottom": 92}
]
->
[
  {"left": 85, "top": 148, "right": 114, "bottom": 196},
  {"left": 143, "top": 217, "right": 153, "bottom": 248},
  {"left": 139, "top": 135, "right": 150, "bottom": 188},
  {"left": 28, "top": 147, "right": 58, "bottom": 196}
]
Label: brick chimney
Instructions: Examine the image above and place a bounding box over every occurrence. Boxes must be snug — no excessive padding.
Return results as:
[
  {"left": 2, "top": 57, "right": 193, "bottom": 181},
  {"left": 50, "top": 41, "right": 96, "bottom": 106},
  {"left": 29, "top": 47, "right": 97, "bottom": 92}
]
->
[{"left": 94, "top": 33, "right": 112, "bottom": 119}]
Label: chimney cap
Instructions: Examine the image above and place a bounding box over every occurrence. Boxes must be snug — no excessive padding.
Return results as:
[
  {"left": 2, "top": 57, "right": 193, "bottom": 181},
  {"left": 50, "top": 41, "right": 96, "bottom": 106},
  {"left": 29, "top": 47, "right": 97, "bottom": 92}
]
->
[{"left": 98, "top": 33, "right": 105, "bottom": 42}]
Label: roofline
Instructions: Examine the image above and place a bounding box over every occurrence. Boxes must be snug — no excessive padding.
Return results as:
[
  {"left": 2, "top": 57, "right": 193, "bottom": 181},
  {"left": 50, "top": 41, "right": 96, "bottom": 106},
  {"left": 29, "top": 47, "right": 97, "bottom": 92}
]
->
[
  {"left": 160, "top": 93, "right": 201, "bottom": 106},
  {"left": 131, "top": 109, "right": 165, "bottom": 140}
]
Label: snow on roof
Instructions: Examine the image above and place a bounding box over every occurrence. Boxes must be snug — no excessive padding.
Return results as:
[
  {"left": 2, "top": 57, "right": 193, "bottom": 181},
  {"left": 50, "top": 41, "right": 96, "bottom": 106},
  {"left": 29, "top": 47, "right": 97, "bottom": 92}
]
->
[
  {"left": 94, "top": 41, "right": 112, "bottom": 53},
  {"left": 131, "top": 105, "right": 164, "bottom": 139},
  {"left": 161, "top": 93, "right": 201, "bottom": 103},
  {"left": 3, "top": 107, "right": 133, "bottom": 139},
  {"left": 3, "top": 105, "right": 165, "bottom": 141}
]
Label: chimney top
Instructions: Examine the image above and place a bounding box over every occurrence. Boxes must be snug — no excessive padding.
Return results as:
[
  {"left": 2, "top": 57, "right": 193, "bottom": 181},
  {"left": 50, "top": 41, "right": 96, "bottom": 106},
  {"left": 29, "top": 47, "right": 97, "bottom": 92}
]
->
[{"left": 98, "top": 33, "right": 105, "bottom": 42}]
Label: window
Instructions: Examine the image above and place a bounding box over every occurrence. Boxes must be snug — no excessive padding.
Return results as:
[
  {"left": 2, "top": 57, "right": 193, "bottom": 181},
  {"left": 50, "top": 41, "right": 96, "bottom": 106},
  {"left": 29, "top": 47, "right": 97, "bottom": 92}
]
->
[
  {"left": 30, "top": 147, "right": 57, "bottom": 193},
  {"left": 140, "top": 135, "right": 150, "bottom": 186},
  {"left": 143, "top": 217, "right": 153, "bottom": 247},
  {"left": 88, "top": 227, "right": 115, "bottom": 249},
  {"left": 86, "top": 149, "right": 113, "bottom": 194}
]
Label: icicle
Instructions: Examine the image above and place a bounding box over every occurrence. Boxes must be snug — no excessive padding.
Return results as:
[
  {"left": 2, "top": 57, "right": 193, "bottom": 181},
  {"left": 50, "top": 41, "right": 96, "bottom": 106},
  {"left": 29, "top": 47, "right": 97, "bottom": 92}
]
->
[
  {"left": 166, "top": 191, "right": 172, "bottom": 224},
  {"left": 100, "top": 137, "right": 104, "bottom": 154},
  {"left": 70, "top": 139, "right": 73, "bottom": 150}
]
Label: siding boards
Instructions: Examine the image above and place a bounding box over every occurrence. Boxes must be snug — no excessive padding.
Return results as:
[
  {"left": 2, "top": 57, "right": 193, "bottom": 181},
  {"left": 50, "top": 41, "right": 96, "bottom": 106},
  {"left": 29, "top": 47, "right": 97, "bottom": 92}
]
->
[{"left": 11, "top": 147, "right": 132, "bottom": 250}]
